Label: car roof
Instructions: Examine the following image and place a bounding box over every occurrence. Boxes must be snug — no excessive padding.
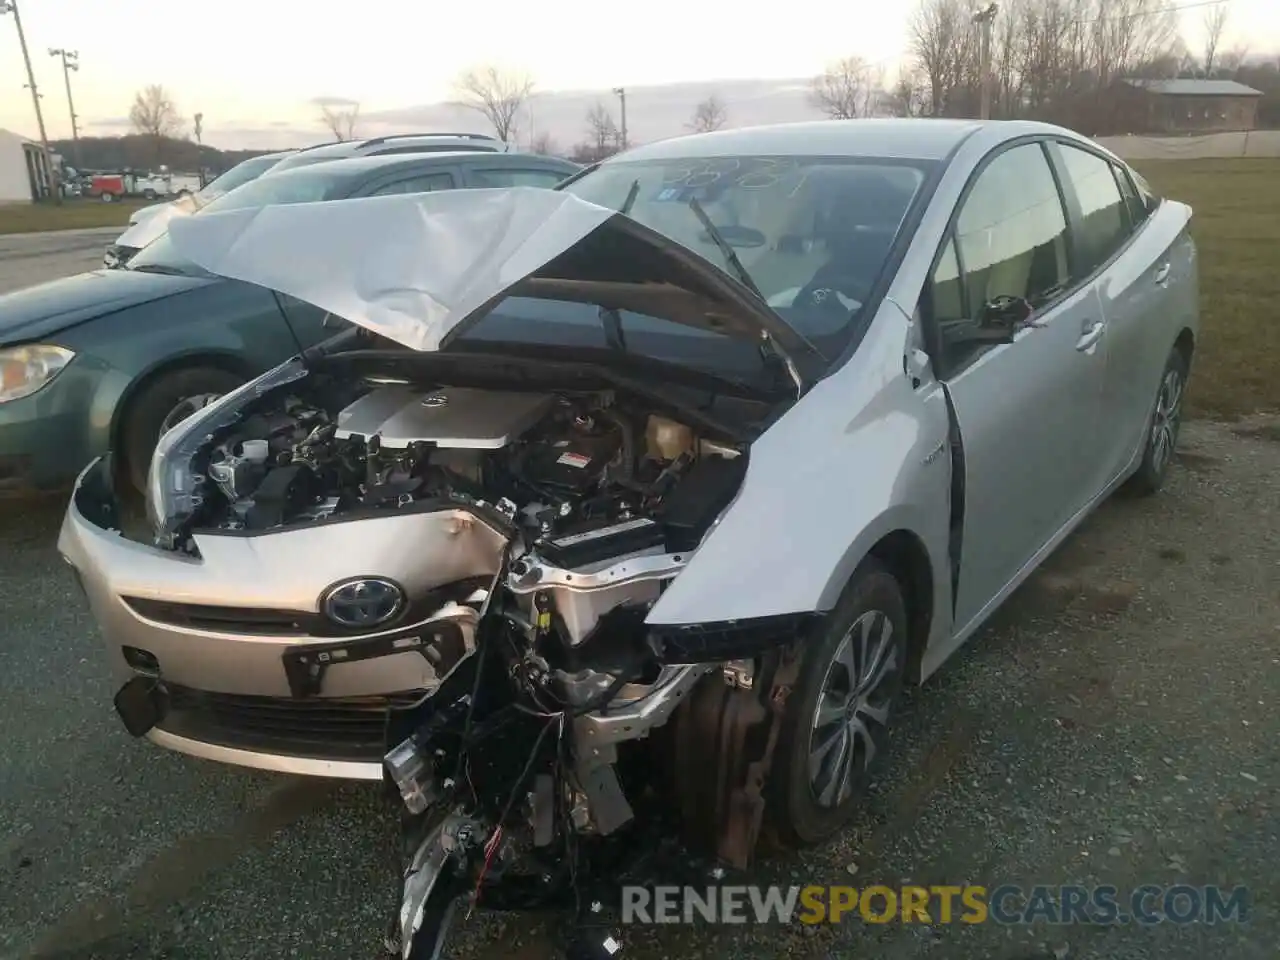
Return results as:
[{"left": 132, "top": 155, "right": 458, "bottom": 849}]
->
[
  {"left": 261, "top": 150, "right": 580, "bottom": 184},
  {"left": 613, "top": 118, "right": 1087, "bottom": 164}
]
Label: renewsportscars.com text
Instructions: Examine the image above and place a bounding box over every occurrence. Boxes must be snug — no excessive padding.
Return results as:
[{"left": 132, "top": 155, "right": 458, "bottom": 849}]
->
[{"left": 620, "top": 884, "right": 1250, "bottom": 926}]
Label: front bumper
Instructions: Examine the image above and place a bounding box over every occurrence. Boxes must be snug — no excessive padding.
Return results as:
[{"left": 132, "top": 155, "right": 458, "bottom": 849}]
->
[
  {"left": 57, "top": 457, "right": 507, "bottom": 778},
  {"left": 0, "top": 365, "right": 102, "bottom": 499},
  {"left": 59, "top": 458, "right": 717, "bottom": 780}
]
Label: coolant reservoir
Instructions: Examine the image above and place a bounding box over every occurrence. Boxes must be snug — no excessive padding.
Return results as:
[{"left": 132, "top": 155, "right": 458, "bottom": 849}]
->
[{"left": 645, "top": 415, "right": 695, "bottom": 461}]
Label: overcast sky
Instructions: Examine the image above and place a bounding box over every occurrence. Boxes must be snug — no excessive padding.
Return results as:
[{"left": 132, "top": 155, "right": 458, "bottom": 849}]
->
[{"left": 2, "top": 0, "right": 1278, "bottom": 149}]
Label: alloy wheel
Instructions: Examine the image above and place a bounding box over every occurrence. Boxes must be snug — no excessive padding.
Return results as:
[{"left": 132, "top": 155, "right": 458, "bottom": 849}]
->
[
  {"left": 808, "top": 609, "right": 901, "bottom": 808},
  {"left": 1150, "top": 366, "right": 1184, "bottom": 475},
  {"left": 159, "top": 392, "right": 223, "bottom": 436}
]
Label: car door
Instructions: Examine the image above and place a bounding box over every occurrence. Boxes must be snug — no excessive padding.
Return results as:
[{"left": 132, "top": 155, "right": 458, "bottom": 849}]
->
[
  {"left": 1047, "top": 141, "right": 1160, "bottom": 491},
  {"left": 921, "top": 140, "right": 1108, "bottom": 633}
]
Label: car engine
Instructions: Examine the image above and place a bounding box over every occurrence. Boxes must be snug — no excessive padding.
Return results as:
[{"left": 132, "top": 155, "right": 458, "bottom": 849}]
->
[{"left": 187, "top": 378, "right": 747, "bottom": 654}]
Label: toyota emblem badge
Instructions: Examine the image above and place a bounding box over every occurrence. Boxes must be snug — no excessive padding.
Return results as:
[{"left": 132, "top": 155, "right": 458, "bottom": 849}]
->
[{"left": 321, "top": 577, "right": 405, "bottom": 629}]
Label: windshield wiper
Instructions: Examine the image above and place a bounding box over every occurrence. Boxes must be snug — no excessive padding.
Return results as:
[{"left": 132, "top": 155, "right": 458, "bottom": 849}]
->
[
  {"left": 686, "top": 198, "right": 766, "bottom": 304},
  {"left": 687, "top": 197, "right": 805, "bottom": 398},
  {"left": 619, "top": 178, "right": 641, "bottom": 215},
  {"left": 128, "top": 263, "right": 188, "bottom": 276},
  {"left": 599, "top": 305, "right": 628, "bottom": 352}
]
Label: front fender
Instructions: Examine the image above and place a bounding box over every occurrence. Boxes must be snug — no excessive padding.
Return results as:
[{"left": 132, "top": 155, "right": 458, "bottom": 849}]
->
[{"left": 646, "top": 308, "right": 953, "bottom": 627}]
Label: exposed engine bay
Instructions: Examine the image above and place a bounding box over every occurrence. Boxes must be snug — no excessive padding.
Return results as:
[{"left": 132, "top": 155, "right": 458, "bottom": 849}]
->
[
  {"left": 198, "top": 380, "right": 744, "bottom": 553},
  {"left": 148, "top": 372, "right": 802, "bottom": 960}
]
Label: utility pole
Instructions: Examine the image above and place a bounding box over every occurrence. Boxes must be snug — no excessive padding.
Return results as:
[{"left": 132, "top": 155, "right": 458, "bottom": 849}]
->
[
  {"left": 973, "top": 2, "right": 999, "bottom": 121},
  {"left": 612, "top": 86, "right": 628, "bottom": 150},
  {"left": 1, "top": 0, "right": 61, "bottom": 202},
  {"left": 48, "top": 48, "right": 80, "bottom": 168}
]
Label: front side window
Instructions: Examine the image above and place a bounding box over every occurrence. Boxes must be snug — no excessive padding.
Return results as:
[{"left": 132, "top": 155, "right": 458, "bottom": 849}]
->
[
  {"left": 470, "top": 168, "right": 571, "bottom": 188},
  {"left": 922, "top": 143, "right": 1070, "bottom": 377},
  {"left": 956, "top": 143, "right": 1070, "bottom": 316},
  {"left": 1056, "top": 144, "right": 1130, "bottom": 275},
  {"left": 368, "top": 172, "right": 455, "bottom": 196}
]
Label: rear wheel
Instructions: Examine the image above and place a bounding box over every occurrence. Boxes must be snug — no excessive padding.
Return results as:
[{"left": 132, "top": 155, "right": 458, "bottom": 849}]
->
[
  {"left": 1124, "top": 346, "right": 1188, "bottom": 496},
  {"left": 100, "top": 192, "right": 116, "bottom": 203},
  {"left": 119, "top": 366, "right": 244, "bottom": 494},
  {"left": 767, "top": 558, "right": 908, "bottom": 845}
]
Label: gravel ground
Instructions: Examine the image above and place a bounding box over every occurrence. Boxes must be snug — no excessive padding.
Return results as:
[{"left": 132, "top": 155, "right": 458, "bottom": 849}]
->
[
  {"left": 0, "top": 237, "right": 1276, "bottom": 959},
  {"left": 1, "top": 418, "right": 1276, "bottom": 960}
]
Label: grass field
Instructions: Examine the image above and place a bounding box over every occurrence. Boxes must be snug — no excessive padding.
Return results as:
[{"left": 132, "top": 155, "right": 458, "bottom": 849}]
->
[
  {"left": 1133, "top": 158, "right": 1279, "bottom": 420},
  {"left": 0, "top": 197, "right": 151, "bottom": 234}
]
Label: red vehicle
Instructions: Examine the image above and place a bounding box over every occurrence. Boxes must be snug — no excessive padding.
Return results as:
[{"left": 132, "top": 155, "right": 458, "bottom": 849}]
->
[{"left": 88, "top": 173, "right": 128, "bottom": 202}]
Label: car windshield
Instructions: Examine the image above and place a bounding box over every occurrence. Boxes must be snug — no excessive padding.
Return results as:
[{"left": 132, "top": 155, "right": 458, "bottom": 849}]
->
[
  {"left": 556, "top": 155, "right": 931, "bottom": 346},
  {"left": 451, "top": 155, "right": 932, "bottom": 387},
  {"left": 129, "top": 167, "right": 353, "bottom": 274},
  {"left": 195, "top": 154, "right": 285, "bottom": 202}
]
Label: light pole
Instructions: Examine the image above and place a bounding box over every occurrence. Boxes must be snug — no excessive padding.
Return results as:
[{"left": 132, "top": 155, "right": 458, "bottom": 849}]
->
[
  {"left": 972, "top": 3, "right": 999, "bottom": 121},
  {"left": 1, "top": 0, "right": 61, "bottom": 202},
  {"left": 48, "top": 48, "right": 80, "bottom": 168},
  {"left": 612, "top": 86, "right": 628, "bottom": 150}
]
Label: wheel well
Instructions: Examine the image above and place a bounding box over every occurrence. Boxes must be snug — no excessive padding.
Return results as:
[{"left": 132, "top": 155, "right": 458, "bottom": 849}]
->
[
  {"left": 867, "top": 529, "right": 934, "bottom": 684},
  {"left": 1174, "top": 328, "right": 1195, "bottom": 365},
  {"left": 110, "top": 353, "right": 253, "bottom": 457}
]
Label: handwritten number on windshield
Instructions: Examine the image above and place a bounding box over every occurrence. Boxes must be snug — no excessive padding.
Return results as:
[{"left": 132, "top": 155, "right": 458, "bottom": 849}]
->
[{"left": 662, "top": 158, "right": 793, "bottom": 190}]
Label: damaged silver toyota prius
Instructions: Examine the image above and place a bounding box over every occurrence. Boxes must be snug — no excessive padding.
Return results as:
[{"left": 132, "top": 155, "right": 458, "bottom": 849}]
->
[{"left": 58, "top": 119, "right": 1197, "bottom": 956}]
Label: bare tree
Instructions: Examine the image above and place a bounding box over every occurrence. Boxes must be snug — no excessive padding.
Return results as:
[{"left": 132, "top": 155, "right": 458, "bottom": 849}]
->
[
  {"left": 529, "top": 131, "right": 559, "bottom": 156},
  {"left": 687, "top": 94, "right": 729, "bottom": 132},
  {"left": 454, "top": 66, "right": 535, "bottom": 144},
  {"left": 1218, "top": 44, "right": 1249, "bottom": 76},
  {"left": 907, "top": 0, "right": 977, "bottom": 117},
  {"left": 810, "top": 57, "right": 880, "bottom": 119},
  {"left": 314, "top": 97, "right": 361, "bottom": 141},
  {"left": 585, "top": 101, "right": 619, "bottom": 155},
  {"left": 129, "top": 84, "right": 183, "bottom": 140},
  {"left": 886, "top": 66, "right": 931, "bottom": 117},
  {"left": 1202, "top": 3, "right": 1229, "bottom": 76}
]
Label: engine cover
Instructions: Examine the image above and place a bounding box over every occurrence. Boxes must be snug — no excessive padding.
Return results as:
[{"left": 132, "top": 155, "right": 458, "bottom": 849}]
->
[{"left": 334, "top": 385, "right": 554, "bottom": 449}]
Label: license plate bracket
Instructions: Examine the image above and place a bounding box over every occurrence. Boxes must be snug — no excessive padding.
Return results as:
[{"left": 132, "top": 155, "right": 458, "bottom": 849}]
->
[{"left": 281, "top": 621, "right": 467, "bottom": 699}]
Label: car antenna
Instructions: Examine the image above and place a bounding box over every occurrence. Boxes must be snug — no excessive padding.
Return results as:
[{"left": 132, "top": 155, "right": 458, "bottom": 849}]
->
[{"left": 270, "top": 290, "right": 311, "bottom": 369}]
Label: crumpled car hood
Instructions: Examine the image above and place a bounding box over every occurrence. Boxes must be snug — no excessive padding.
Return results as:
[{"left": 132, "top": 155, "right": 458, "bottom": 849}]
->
[{"left": 165, "top": 186, "right": 807, "bottom": 356}]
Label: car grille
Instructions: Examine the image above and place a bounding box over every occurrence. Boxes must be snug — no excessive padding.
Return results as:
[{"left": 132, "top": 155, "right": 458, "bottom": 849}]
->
[
  {"left": 158, "top": 684, "right": 423, "bottom": 763},
  {"left": 123, "top": 597, "right": 320, "bottom": 635}
]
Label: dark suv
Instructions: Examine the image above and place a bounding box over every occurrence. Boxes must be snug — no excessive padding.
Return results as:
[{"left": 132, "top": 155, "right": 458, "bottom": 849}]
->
[{"left": 267, "top": 132, "right": 505, "bottom": 173}]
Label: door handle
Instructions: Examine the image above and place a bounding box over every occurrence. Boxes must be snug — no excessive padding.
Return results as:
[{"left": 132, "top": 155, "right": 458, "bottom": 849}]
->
[
  {"left": 1076, "top": 320, "right": 1105, "bottom": 352},
  {"left": 1153, "top": 262, "right": 1171, "bottom": 285}
]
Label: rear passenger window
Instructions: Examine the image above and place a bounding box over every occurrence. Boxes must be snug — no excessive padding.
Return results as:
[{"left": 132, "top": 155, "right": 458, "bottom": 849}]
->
[
  {"left": 470, "top": 168, "right": 569, "bottom": 188},
  {"left": 1112, "top": 163, "right": 1150, "bottom": 229},
  {"left": 1056, "top": 144, "right": 1130, "bottom": 274},
  {"left": 368, "top": 172, "right": 455, "bottom": 196}
]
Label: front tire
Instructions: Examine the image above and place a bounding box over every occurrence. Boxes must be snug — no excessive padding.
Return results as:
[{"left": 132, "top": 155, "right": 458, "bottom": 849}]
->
[
  {"left": 767, "top": 558, "right": 908, "bottom": 846},
  {"left": 1124, "top": 346, "right": 1188, "bottom": 496},
  {"left": 119, "top": 366, "right": 244, "bottom": 494}
]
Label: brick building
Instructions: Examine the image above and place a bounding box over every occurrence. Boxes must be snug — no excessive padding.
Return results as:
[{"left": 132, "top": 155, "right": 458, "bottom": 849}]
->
[{"left": 1115, "top": 79, "right": 1263, "bottom": 134}]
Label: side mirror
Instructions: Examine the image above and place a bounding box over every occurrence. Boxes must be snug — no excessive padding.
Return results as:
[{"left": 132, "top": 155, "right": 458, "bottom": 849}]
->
[{"left": 977, "top": 294, "right": 1034, "bottom": 328}]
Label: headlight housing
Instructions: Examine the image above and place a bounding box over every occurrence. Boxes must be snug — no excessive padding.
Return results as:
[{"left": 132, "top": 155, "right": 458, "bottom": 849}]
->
[
  {"left": 0, "top": 344, "right": 76, "bottom": 404},
  {"left": 146, "top": 358, "right": 309, "bottom": 547}
]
